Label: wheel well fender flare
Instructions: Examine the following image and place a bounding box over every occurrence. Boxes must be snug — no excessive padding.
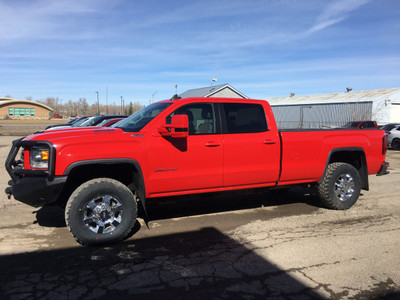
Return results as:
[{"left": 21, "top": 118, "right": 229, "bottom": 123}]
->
[
  {"left": 321, "top": 147, "right": 369, "bottom": 190},
  {"left": 64, "top": 158, "right": 148, "bottom": 218}
]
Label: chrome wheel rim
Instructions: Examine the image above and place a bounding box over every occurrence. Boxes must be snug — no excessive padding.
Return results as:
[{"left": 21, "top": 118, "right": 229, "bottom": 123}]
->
[
  {"left": 83, "top": 195, "right": 123, "bottom": 234},
  {"left": 334, "top": 174, "right": 355, "bottom": 202}
]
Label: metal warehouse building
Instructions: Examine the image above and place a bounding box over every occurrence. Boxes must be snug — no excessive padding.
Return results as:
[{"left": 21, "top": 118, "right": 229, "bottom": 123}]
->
[{"left": 267, "top": 88, "right": 400, "bottom": 129}]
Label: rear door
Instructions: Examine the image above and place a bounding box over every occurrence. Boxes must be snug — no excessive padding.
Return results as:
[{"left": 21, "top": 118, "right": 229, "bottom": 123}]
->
[{"left": 221, "top": 102, "right": 280, "bottom": 187}]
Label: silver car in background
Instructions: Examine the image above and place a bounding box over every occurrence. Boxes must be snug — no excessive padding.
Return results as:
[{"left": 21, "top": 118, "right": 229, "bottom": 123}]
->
[{"left": 387, "top": 125, "right": 400, "bottom": 150}]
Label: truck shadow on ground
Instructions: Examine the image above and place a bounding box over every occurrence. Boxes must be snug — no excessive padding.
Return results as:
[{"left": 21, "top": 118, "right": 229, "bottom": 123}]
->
[
  {"left": 1, "top": 226, "right": 396, "bottom": 300},
  {"left": 145, "top": 186, "right": 322, "bottom": 221},
  {"left": 35, "top": 187, "right": 321, "bottom": 228},
  {"left": 0, "top": 227, "right": 325, "bottom": 299}
]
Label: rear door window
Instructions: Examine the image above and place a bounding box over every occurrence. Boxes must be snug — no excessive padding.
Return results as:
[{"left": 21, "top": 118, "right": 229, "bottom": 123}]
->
[{"left": 222, "top": 103, "right": 268, "bottom": 134}]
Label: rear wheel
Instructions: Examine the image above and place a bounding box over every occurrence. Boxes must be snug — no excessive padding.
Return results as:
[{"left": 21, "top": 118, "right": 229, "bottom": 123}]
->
[
  {"left": 318, "top": 162, "right": 361, "bottom": 210},
  {"left": 65, "top": 178, "right": 137, "bottom": 246},
  {"left": 392, "top": 139, "right": 400, "bottom": 150}
]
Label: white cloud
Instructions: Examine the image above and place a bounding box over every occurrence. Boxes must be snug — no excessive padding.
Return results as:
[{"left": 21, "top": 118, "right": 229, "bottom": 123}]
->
[
  {"left": 0, "top": 0, "right": 398, "bottom": 103},
  {"left": 0, "top": 0, "right": 112, "bottom": 42},
  {"left": 135, "top": 0, "right": 270, "bottom": 28},
  {"left": 307, "top": 0, "right": 371, "bottom": 34}
]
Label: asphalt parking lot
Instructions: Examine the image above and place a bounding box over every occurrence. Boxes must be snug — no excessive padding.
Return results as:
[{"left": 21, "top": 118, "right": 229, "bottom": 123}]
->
[{"left": 0, "top": 133, "right": 399, "bottom": 299}]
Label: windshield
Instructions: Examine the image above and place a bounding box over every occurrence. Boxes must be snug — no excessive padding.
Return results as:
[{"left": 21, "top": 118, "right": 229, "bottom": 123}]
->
[
  {"left": 80, "top": 116, "right": 103, "bottom": 127},
  {"left": 115, "top": 102, "right": 172, "bottom": 132},
  {"left": 66, "top": 118, "right": 78, "bottom": 125},
  {"left": 97, "top": 118, "right": 120, "bottom": 127},
  {"left": 71, "top": 117, "right": 91, "bottom": 127},
  {"left": 382, "top": 124, "right": 400, "bottom": 131}
]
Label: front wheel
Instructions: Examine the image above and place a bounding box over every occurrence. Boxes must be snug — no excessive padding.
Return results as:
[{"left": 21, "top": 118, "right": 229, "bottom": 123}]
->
[
  {"left": 318, "top": 162, "right": 361, "bottom": 210},
  {"left": 65, "top": 178, "right": 137, "bottom": 246}
]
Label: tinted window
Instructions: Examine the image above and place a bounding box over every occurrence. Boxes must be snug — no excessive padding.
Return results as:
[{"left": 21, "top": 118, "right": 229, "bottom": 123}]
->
[
  {"left": 71, "top": 117, "right": 91, "bottom": 127},
  {"left": 223, "top": 103, "right": 268, "bottom": 134},
  {"left": 169, "top": 103, "right": 216, "bottom": 135},
  {"left": 382, "top": 124, "right": 399, "bottom": 132},
  {"left": 343, "top": 122, "right": 360, "bottom": 128},
  {"left": 360, "top": 122, "right": 375, "bottom": 129}
]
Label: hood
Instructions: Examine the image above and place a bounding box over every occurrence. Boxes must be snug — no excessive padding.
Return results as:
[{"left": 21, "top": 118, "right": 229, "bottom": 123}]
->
[
  {"left": 22, "top": 127, "right": 145, "bottom": 176},
  {"left": 24, "top": 127, "right": 124, "bottom": 143}
]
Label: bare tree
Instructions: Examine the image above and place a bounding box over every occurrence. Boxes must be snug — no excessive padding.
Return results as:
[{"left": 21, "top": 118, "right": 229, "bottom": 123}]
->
[
  {"left": 78, "top": 98, "right": 89, "bottom": 116},
  {"left": 24, "top": 96, "right": 143, "bottom": 118},
  {"left": 132, "top": 101, "right": 143, "bottom": 114}
]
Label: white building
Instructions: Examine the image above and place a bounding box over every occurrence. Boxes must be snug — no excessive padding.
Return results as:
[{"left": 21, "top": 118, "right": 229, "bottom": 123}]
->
[{"left": 267, "top": 88, "right": 400, "bottom": 129}]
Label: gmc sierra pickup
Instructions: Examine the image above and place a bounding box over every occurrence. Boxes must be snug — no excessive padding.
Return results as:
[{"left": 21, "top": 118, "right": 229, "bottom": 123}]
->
[{"left": 5, "top": 97, "right": 389, "bottom": 245}]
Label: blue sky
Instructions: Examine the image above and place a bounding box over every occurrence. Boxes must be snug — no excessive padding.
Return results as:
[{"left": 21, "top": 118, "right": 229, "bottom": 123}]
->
[{"left": 1, "top": 0, "right": 399, "bottom": 106}]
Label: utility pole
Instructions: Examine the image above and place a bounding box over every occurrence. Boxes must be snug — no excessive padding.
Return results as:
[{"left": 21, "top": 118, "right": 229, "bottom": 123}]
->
[
  {"left": 95, "top": 91, "right": 99, "bottom": 116},
  {"left": 106, "top": 86, "right": 108, "bottom": 114}
]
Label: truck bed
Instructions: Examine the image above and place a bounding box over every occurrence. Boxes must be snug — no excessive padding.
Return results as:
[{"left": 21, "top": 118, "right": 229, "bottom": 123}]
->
[{"left": 278, "top": 129, "right": 385, "bottom": 185}]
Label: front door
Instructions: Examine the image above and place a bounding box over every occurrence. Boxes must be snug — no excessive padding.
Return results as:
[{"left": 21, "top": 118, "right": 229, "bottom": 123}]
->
[{"left": 147, "top": 102, "right": 223, "bottom": 196}]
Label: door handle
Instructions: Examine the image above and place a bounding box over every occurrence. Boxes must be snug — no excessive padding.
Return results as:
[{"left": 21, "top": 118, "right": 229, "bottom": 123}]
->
[
  {"left": 205, "top": 141, "right": 221, "bottom": 147},
  {"left": 263, "top": 139, "right": 277, "bottom": 145}
]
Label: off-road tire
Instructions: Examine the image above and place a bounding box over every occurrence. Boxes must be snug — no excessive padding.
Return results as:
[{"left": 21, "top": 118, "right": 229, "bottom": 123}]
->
[
  {"left": 318, "top": 162, "right": 361, "bottom": 210},
  {"left": 65, "top": 178, "right": 137, "bottom": 246}
]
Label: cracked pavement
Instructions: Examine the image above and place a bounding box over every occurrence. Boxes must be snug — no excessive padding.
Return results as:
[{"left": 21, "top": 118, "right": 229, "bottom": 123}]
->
[{"left": 1, "top": 136, "right": 400, "bottom": 299}]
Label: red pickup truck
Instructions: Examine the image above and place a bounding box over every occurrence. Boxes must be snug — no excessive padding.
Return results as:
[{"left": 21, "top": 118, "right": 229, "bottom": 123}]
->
[
  {"left": 5, "top": 97, "right": 389, "bottom": 246},
  {"left": 342, "top": 121, "right": 380, "bottom": 129}
]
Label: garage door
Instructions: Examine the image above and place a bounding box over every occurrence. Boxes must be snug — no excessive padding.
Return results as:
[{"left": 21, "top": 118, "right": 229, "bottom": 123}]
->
[{"left": 390, "top": 104, "right": 400, "bottom": 122}]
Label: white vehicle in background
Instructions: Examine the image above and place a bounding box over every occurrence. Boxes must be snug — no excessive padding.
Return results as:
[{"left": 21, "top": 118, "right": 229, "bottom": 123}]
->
[
  {"left": 45, "top": 116, "right": 90, "bottom": 130},
  {"left": 381, "top": 123, "right": 400, "bottom": 133},
  {"left": 44, "top": 115, "right": 128, "bottom": 131},
  {"left": 45, "top": 116, "right": 94, "bottom": 131},
  {"left": 387, "top": 125, "right": 400, "bottom": 150}
]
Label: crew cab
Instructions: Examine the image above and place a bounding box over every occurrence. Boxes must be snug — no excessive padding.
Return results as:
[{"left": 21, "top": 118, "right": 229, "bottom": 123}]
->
[{"left": 5, "top": 97, "right": 389, "bottom": 246}]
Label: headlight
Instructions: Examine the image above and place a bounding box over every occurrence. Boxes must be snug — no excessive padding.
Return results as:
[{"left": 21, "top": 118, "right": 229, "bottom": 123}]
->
[{"left": 29, "top": 146, "right": 49, "bottom": 169}]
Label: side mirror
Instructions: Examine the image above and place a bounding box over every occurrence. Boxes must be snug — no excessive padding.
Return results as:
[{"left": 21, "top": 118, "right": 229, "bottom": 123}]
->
[{"left": 158, "top": 114, "right": 189, "bottom": 138}]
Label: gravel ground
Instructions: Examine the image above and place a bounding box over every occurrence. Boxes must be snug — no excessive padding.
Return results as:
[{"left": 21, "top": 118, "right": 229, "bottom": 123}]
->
[
  {"left": 0, "top": 120, "right": 65, "bottom": 136},
  {"left": 1, "top": 133, "right": 399, "bottom": 299}
]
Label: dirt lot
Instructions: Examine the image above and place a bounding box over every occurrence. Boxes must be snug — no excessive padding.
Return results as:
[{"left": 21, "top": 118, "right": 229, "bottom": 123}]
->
[
  {"left": 0, "top": 131, "right": 399, "bottom": 299},
  {"left": 0, "top": 119, "right": 66, "bottom": 136}
]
